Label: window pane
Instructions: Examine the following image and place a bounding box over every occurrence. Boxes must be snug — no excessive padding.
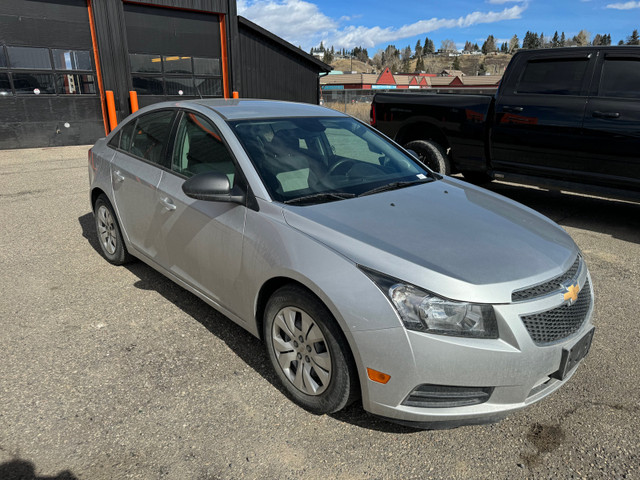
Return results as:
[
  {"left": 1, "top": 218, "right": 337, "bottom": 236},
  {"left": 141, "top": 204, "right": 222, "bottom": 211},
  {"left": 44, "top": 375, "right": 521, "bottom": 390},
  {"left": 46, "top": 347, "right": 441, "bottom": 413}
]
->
[
  {"left": 56, "top": 74, "right": 96, "bottom": 94},
  {"left": 132, "top": 75, "right": 164, "bottom": 95},
  {"left": 0, "top": 48, "right": 6, "bottom": 68},
  {"left": 130, "top": 110, "right": 175, "bottom": 165},
  {"left": 195, "top": 77, "right": 222, "bottom": 97},
  {"left": 7, "top": 46, "right": 52, "bottom": 69},
  {"left": 172, "top": 111, "right": 236, "bottom": 184},
  {"left": 129, "top": 54, "right": 161, "bottom": 73},
  {"left": 600, "top": 58, "right": 640, "bottom": 99},
  {"left": 517, "top": 59, "right": 588, "bottom": 95},
  {"left": 120, "top": 121, "right": 136, "bottom": 151},
  {"left": 52, "top": 49, "right": 92, "bottom": 71},
  {"left": 13, "top": 73, "right": 55, "bottom": 94},
  {"left": 0, "top": 73, "right": 12, "bottom": 96},
  {"left": 166, "top": 77, "right": 194, "bottom": 96},
  {"left": 163, "top": 56, "right": 192, "bottom": 74},
  {"left": 194, "top": 57, "right": 220, "bottom": 76}
]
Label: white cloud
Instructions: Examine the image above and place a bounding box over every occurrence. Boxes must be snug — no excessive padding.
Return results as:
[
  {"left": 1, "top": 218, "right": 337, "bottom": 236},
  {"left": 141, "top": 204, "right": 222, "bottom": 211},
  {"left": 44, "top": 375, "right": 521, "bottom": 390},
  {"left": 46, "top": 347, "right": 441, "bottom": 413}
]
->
[
  {"left": 239, "top": 1, "right": 528, "bottom": 50},
  {"left": 606, "top": 1, "right": 640, "bottom": 8},
  {"left": 486, "top": 0, "right": 525, "bottom": 4}
]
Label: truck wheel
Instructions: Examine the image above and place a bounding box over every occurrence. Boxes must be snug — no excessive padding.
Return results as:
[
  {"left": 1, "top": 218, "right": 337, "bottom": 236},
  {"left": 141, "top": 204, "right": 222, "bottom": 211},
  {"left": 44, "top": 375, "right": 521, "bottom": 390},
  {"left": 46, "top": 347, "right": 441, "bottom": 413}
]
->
[
  {"left": 462, "top": 170, "right": 493, "bottom": 185},
  {"left": 404, "top": 140, "right": 450, "bottom": 175}
]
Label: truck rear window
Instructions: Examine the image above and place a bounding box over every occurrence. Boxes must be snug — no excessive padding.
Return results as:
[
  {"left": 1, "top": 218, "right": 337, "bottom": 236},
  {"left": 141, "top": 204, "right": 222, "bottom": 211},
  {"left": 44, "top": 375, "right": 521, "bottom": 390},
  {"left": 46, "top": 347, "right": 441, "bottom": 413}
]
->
[{"left": 516, "top": 58, "right": 588, "bottom": 96}]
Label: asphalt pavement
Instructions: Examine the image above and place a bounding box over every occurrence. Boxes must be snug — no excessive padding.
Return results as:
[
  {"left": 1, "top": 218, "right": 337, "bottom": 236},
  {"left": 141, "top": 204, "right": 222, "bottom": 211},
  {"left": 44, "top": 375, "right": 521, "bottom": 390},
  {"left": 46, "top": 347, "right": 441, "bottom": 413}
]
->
[{"left": 1, "top": 145, "right": 639, "bottom": 479}]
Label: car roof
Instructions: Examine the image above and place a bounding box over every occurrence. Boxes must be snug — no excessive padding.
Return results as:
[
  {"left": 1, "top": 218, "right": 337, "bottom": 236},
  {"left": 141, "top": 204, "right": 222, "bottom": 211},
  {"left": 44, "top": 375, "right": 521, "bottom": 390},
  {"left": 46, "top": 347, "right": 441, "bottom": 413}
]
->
[{"left": 184, "top": 98, "right": 348, "bottom": 121}]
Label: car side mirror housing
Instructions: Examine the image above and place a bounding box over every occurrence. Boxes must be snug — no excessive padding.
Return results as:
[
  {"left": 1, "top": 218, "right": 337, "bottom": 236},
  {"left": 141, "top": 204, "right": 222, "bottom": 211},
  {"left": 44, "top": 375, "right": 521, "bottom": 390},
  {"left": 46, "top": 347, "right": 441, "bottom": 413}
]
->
[{"left": 182, "top": 171, "right": 246, "bottom": 204}]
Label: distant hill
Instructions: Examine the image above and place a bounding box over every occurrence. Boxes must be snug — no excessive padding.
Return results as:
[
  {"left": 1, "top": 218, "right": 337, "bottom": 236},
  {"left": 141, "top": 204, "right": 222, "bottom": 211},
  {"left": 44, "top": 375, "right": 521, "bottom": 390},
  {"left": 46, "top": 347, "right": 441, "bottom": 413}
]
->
[{"left": 330, "top": 53, "right": 513, "bottom": 77}]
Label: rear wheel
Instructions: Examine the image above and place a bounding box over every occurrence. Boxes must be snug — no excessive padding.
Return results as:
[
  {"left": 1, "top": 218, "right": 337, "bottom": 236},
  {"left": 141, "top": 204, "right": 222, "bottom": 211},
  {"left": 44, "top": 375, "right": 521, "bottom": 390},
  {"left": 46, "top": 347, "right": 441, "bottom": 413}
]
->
[
  {"left": 94, "top": 194, "right": 133, "bottom": 265},
  {"left": 405, "top": 139, "right": 450, "bottom": 175},
  {"left": 264, "top": 285, "right": 359, "bottom": 414}
]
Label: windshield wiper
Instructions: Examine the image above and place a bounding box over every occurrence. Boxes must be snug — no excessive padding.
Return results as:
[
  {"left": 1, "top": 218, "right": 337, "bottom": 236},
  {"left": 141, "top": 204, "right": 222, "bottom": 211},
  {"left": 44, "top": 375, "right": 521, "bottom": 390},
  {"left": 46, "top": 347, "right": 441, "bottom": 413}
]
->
[
  {"left": 284, "top": 192, "right": 356, "bottom": 206},
  {"left": 358, "top": 178, "right": 434, "bottom": 197}
]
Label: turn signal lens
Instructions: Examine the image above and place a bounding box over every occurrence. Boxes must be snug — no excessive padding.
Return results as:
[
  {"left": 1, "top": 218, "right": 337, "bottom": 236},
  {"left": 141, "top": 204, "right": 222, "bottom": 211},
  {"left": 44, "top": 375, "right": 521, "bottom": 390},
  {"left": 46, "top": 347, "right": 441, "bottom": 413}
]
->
[{"left": 367, "top": 368, "right": 391, "bottom": 384}]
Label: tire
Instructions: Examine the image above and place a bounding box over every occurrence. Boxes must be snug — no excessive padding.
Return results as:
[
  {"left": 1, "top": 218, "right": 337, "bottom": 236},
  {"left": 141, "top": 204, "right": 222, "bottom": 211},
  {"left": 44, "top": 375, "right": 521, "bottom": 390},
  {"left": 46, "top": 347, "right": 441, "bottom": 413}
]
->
[
  {"left": 264, "top": 285, "right": 359, "bottom": 414},
  {"left": 461, "top": 170, "right": 493, "bottom": 185},
  {"left": 404, "top": 139, "right": 450, "bottom": 175},
  {"left": 93, "top": 194, "right": 133, "bottom": 265}
]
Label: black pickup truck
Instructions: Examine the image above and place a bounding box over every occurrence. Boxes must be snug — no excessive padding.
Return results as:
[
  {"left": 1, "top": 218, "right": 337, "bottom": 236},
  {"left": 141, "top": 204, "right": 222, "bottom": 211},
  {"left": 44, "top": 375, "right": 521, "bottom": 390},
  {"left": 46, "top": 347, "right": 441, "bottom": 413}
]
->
[{"left": 371, "top": 46, "right": 640, "bottom": 198}]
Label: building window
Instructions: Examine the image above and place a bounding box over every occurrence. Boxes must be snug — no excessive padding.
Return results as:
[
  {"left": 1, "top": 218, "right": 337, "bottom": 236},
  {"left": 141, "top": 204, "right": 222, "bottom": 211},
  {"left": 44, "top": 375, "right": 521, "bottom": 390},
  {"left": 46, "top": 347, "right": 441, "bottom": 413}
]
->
[
  {"left": 7, "top": 46, "right": 52, "bottom": 69},
  {"left": 0, "top": 73, "right": 12, "bottom": 96},
  {"left": 130, "top": 54, "right": 162, "bottom": 73},
  {"left": 56, "top": 74, "right": 96, "bottom": 95},
  {"left": 13, "top": 73, "right": 56, "bottom": 95},
  {"left": 52, "top": 49, "right": 92, "bottom": 71},
  {"left": 0, "top": 45, "right": 96, "bottom": 97},
  {"left": 130, "top": 53, "right": 222, "bottom": 97}
]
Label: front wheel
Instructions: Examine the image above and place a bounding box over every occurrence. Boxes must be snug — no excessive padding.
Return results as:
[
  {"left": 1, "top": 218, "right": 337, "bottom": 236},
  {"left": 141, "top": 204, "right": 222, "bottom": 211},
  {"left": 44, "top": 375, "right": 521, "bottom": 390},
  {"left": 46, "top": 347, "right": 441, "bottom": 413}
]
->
[
  {"left": 264, "top": 285, "right": 359, "bottom": 414},
  {"left": 404, "top": 139, "right": 450, "bottom": 175}
]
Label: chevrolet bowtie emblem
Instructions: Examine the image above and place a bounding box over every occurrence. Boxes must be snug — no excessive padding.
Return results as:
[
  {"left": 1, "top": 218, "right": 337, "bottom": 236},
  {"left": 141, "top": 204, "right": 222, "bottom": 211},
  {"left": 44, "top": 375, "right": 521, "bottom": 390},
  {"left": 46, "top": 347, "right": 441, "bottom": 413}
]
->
[{"left": 563, "top": 283, "right": 581, "bottom": 305}]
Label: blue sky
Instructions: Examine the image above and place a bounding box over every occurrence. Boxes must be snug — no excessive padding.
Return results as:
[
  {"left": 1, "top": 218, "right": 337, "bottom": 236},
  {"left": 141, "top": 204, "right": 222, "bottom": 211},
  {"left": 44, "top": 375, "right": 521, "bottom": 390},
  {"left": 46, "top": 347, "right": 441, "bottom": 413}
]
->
[{"left": 237, "top": 0, "right": 640, "bottom": 53}]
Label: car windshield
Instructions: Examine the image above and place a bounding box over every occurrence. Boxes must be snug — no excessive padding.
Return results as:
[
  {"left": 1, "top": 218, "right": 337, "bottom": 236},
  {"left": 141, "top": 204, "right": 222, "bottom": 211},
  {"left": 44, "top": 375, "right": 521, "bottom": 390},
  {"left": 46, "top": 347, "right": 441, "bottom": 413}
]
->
[{"left": 229, "top": 116, "right": 434, "bottom": 204}]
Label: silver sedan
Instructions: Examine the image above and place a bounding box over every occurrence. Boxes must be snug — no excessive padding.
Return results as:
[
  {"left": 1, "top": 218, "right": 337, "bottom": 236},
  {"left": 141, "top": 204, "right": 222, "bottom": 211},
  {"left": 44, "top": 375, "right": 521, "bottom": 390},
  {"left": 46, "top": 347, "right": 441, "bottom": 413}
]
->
[{"left": 88, "top": 99, "right": 594, "bottom": 428}]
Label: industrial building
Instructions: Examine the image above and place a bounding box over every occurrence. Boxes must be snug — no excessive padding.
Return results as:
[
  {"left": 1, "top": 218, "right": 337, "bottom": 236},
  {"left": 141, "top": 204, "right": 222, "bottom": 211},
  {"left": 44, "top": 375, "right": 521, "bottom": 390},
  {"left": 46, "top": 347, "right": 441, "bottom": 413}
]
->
[{"left": 0, "top": 0, "right": 330, "bottom": 149}]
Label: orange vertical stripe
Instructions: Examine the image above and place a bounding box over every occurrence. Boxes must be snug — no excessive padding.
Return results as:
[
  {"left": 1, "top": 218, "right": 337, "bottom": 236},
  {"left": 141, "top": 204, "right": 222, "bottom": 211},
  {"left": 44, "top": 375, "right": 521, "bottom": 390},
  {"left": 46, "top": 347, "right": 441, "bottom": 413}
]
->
[
  {"left": 87, "top": 0, "right": 109, "bottom": 135},
  {"left": 106, "top": 91, "right": 117, "bottom": 131},
  {"left": 219, "top": 14, "right": 230, "bottom": 99}
]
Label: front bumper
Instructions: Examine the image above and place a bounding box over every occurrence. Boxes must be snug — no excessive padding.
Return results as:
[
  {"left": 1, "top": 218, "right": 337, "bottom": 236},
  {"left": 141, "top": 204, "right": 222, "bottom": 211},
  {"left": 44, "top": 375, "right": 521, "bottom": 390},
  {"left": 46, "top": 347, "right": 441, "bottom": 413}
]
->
[{"left": 353, "top": 272, "right": 595, "bottom": 428}]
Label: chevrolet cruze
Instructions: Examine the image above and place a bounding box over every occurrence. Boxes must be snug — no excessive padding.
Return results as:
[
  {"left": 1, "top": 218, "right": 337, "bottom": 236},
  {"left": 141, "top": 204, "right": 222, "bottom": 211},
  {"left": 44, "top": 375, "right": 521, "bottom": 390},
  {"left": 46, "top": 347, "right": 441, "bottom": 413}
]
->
[{"left": 88, "top": 99, "right": 594, "bottom": 428}]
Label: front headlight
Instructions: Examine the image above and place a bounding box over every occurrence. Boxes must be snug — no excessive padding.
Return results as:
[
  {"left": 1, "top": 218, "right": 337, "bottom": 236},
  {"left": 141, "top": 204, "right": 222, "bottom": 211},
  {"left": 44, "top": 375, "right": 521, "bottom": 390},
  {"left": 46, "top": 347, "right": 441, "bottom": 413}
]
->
[{"left": 361, "top": 267, "right": 498, "bottom": 338}]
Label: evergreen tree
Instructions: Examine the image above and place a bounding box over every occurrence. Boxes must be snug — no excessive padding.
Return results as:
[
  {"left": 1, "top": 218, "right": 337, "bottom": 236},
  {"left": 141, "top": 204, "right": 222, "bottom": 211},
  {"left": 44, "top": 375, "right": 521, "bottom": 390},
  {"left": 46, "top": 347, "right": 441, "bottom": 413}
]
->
[
  {"left": 482, "top": 35, "right": 496, "bottom": 54},
  {"left": 414, "top": 40, "right": 422, "bottom": 59},
  {"left": 560, "top": 32, "right": 566, "bottom": 47},
  {"left": 603, "top": 34, "right": 612, "bottom": 45},
  {"left": 319, "top": 41, "right": 325, "bottom": 52},
  {"left": 452, "top": 56, "right": 461, "bottom": 70},
  {"left": 551, "top": 31, "right": 560, "bottom": 48},
  {"left": 322, "top": 49, "right": 333, "bottom": 64},
  {"left": 424, "top": 37, "right": 435, "bottom": 54},
  {"left": 478, "top": 62, "right": 487, "bottom": 76},
  {"left": 415, "top": 56, "right": 425, "bottom": 72},
  {"left": 618, "top": 39, "right": 625, "bottom": 45},
  {"left": 627, "top": 29, "right": 640, "bottom": 45}
]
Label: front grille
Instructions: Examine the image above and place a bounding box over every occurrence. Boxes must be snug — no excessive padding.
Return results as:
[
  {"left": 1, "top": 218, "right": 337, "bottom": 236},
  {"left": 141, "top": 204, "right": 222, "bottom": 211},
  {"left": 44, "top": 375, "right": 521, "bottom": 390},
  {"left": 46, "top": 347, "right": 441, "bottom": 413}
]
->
[
  {"left": 512, "top": 255, "right": 581, "bottom": 302},
  {"left": 521, "top": 279, "right": 592, "bottom": 345}
]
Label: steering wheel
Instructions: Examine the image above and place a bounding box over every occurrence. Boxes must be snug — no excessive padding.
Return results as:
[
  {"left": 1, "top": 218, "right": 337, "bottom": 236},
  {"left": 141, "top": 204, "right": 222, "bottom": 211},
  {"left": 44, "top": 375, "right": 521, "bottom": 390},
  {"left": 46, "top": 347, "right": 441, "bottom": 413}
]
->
[{"left": 327, "top": 158, "right": 358, "bottom": 177}]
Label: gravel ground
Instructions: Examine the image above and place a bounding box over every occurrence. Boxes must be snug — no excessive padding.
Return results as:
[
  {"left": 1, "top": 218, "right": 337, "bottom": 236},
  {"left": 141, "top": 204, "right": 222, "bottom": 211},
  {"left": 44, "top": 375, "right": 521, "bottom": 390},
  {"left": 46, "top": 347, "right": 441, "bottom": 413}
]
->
[{"left": 1, "top": 145, "right": 639, "bottom": 480}]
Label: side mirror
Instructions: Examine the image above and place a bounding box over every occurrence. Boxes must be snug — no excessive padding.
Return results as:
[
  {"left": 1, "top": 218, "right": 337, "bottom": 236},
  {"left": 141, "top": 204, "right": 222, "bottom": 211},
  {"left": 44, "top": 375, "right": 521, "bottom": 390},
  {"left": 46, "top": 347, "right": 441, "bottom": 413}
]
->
[{"left": 182, "top": 171, "right": 245, "bottom": 204}]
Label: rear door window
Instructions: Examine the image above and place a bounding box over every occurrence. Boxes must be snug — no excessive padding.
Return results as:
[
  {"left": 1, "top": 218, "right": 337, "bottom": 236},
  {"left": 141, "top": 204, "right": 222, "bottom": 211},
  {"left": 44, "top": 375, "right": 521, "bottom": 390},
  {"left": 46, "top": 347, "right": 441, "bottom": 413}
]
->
[
  {"left": 516, "top": 58, "right": 589, "bottom": 95},
  {"left": 128, "top": 110, "right": 175, "bottom": 166},
  {"left": 599, "top": 56, "right": 640, "bottom": 99}
]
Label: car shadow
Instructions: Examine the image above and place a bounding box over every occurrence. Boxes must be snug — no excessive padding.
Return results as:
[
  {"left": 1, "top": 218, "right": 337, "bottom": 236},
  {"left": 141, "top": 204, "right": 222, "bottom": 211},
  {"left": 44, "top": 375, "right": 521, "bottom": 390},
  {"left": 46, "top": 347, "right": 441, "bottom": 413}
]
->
[
  {"left": 78, "top": 212, "right": 416, "bottom": 433},
  {"left": 482, "top": 181, "right": 640, "bottom": 245},
  {"left": 0, "top": 459, "right": 77, "bottom": 480}
]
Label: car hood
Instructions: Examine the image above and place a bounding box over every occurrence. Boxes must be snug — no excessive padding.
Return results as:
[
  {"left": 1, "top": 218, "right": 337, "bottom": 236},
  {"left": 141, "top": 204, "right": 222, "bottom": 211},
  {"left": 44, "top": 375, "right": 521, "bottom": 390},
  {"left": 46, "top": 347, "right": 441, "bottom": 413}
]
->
[{"left": 282, "top": 178, "right": 577, "bottom": 304}]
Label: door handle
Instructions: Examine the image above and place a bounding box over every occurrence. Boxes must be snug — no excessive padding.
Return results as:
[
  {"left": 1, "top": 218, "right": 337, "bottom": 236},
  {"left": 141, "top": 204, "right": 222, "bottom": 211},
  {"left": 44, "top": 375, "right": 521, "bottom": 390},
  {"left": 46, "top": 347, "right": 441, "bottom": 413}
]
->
[
  {"left": 160, "top": 197, "right": 177, "bottom": 211},
  {"left": 503, "top": 106, "right": 524, "bottom": 113},
  {"left": 113, "top": 170, "right": 125, "bottom": 183},
  {"left": 592, "top": 111, "right": 620, "bottom": 119}
]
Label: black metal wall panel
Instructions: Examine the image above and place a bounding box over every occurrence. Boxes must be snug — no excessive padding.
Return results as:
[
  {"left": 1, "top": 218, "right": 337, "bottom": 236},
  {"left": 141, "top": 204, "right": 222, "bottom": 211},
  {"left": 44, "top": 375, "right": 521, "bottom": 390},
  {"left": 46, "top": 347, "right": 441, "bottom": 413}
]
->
[
  {"left": 238, "top": 24, "right": 320, "bottom": 104},
  {"left": 123, "top": 0, "right": 228, "bottom": 14}
]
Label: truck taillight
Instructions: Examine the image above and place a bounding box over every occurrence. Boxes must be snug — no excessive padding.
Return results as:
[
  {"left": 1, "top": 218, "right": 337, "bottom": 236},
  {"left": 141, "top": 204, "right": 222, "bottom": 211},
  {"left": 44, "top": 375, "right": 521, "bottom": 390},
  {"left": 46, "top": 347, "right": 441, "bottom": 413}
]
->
[{"left": 370, "top": 104, "right": 376, "bottom": 126}]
